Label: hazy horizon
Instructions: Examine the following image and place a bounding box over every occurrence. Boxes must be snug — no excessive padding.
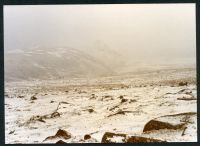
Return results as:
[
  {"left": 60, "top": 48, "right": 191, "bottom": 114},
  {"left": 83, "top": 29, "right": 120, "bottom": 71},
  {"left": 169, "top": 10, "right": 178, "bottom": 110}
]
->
[
  {"left": 4, "top": 4, "right": 196, "bottom": 81},
  {"left": 4, "top": 4, "right": 196, "bottom": 60}
]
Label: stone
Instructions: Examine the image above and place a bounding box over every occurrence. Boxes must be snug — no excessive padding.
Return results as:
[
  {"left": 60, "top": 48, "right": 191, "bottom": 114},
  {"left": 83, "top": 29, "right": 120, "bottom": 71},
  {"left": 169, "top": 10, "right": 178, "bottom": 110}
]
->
[
  {"left": 30, "top": 96, "right": 37, "bottom": 100},
  {"left": 44, "top": 129, "right": 71, "bottom": 141},
  {"left": 84, "top": 134, "right": 91, "bottom": 140},
  {"left": 126, "top": 136, "right": 165, "bottom": 142},
  {"left": 55, "top": 140, "right": 66, "bottom": 144},
  {"left": 101, "top": 132, "right": 126, "bottom": 143}
]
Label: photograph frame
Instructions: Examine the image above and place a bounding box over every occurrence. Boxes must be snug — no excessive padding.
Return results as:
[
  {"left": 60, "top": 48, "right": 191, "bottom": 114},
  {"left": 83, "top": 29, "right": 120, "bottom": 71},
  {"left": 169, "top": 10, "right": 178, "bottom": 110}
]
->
[{"left": 0, "top": 0, "right": 199, "bottom": 145}]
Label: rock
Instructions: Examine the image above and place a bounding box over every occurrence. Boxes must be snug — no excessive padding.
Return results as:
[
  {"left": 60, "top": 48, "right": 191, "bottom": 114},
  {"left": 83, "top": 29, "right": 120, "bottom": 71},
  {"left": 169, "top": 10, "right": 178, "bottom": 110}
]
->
[
  {"left": 102, "top": 95, "right": 113, "bottom": 101},
  {"left": 177, "top": 95, "right": 196, "bottom": 100},
  {"left": 143, "top": 112, "right": 196, "bottom": 133},
  {"left": 88, "top": 109, "right": 94, "bottom": 113},
  {"left": 129, "top": 99, "right": 137, "bottom": 103},
  {"left": 50, "top": 100, "right": 55, "bottom": 103},
  {"left": 55, "top": 129, "right": 71, "bottom": 139},
  {"left": 8, "top": 130, "right": 15, "bottom": 135},
  {"left": 178, "top": 89, "right": 192, "bottom": 94},
  {"left": 179, "top": 82, "right": 187, "bottom": 86},
  {"left": 119, "top": 95, "right": 124, "bottom": 99},
  {"left": 84, "top": 134, "right": 91, "bottom": 140},
  {"left": 50, "top": 112, "right": 60, "bottom": 118},
  {"left": 121, "top": 85, "right": 129, "bottom": 89},
  {"left": 126, "top": 136, "right": 165, "bottom": 142},
  {"left": 55, "top": 140, "right": 66, "bottom": 144},
  {"left": 143, "top": 120, "right": 185, "bottom": 132},
  {"left": 30, "top": 96, "right": 37, "bottom": 100},
  {"left": 18, "top": 95, "right": 24, "bottom": 98},
  {"left": 101, "top": 132, "right": 126, "bottom": 143},
  {"left": 90, "top": 94, "right": 96, "bottom": 99},
  {"left": 121, "top": 98, "right": 128, "bottom": 103},
  {"left": 25, "top": 115, "right": 46, "bottom": 125},
  {"left": 37, "top": 118, "right": 45, "bottom": 123},
  {"left": 104, "top": 95, "right": 112, "bottom": 98},
  {"left": 101, "top": 132, "right": 164, "bottom": 143},
  {"left": 44, "top": 129, "right": 71, "bottom": 141}
]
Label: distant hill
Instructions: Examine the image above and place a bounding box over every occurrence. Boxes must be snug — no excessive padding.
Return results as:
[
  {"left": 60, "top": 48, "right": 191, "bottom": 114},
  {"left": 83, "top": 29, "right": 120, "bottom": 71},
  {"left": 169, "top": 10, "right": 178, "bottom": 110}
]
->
[
  {"left": 5, "top": 46, "right": 196, "bottom": 82},
  {"left": 5, "top": 47, "right": 118, "bottom": 81}
]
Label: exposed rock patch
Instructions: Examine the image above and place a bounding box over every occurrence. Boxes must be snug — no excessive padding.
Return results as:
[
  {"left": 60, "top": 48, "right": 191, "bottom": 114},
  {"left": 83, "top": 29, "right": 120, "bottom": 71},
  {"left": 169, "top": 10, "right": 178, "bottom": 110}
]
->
[
  {"left": 143, "top": 112, "right": 196, "bottom": 133},
  {"left": 84, "top": 134, "right": 91, "bottom": 140},
  {"left": 55, "top": 140, "right": 66, "bottom": 144},
  {"left": 44, "top": 129, "right": 71, "bottom": 141},
  {"left": 101, "top": 132, "right": 126, "bottom": 143},
  {"left": 178, "top": 82, "right": 187, "bottom": 86},
  {"left": 126, "top": 136, "right": 165, "bottom": 142},
  {"left": 30, "top": 95, "right": 37, "bottom": 100},
  {"left": 121, "top": 98, "right": 128, "bottom": 103},
  {"left": 143, "top": 120, "right": 185, "bottom": 132},
  {"left": 17, "top": 95, "right": 24, "bottom": 98},
  {"left": 50, "top": 112, "right": 60, "bottom": 118}
]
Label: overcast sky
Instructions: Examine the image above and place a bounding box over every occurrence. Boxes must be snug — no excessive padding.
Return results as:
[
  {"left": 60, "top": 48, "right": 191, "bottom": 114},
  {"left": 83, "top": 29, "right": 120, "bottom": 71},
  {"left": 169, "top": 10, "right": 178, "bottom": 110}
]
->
[{"left": 4, "top": 4, "right": 196, "bottom": 60}]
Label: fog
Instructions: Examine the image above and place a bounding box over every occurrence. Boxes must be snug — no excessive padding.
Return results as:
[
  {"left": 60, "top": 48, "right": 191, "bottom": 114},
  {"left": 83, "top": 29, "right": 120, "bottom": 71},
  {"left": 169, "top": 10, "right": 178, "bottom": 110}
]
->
[
  {"left": 4, "top": 4, "right": 198, "bottom": 144},
  {"left": 4, "top": 4, "right": 196, "bottom": 64}
]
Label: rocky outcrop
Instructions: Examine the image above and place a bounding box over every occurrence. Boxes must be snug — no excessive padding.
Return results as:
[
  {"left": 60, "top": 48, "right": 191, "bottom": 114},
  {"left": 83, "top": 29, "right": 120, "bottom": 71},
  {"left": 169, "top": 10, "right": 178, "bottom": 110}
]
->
[
  {"left": 101, "top": 132, "right": 126, "bottom": 143},
  {"left": 44, "top": 129, "right": 71, "bottom": 141},
  {"left": 101, "top": 132, "right": 165, "bottom": 143},
  {"left": 143, "top": 120, "right": 185, "bottom": 132},
  {"left": 55, "top": 140, "right": 66, "bottom": 144},
  {"left": 126, "top": 136, "right": 165, "bottom": 142},
  {"left": 143, "top": 112, "right": 196, "bottom": 133}
]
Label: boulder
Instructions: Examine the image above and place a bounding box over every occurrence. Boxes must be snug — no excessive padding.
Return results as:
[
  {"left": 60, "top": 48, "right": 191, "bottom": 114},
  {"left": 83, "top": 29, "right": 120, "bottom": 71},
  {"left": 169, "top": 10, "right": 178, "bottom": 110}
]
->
[
  {"left": 101, "top": 132, "right": 126, "bottom": 143},
  {"left": 50, "top": 112, "right": 60, "bottom": 118},
  {"left": 30, "top": 95, "right": 37, "bottom": 100},
  {"left": 44, "top": 129, "right": 71, "bottom": 141},
  {"left": 101, "top": 132, "right": 165, "bottom": 143},
  {"left": 126, "top": 136, "right": 165, "bottom": 142},
  {"left": 55, "top": 129, "right": 71, "bottom": 139},
  {"left": 88, "top": 109, "right": 94, "bottom": 113},
  {"left": 143, "top": 112, "right": 196, "bottom": 133},
  {"left": 121, "top": 98, "right": 128, "bottom": 103},
  {"left": 55, "top": 140, "right": 66, "bottom": 144},
  {"left": 143, "top": 120, "right": 185, "bottom": 132},
  {"left": 84, "top": 134, "right": 91, "bottom": 140}
]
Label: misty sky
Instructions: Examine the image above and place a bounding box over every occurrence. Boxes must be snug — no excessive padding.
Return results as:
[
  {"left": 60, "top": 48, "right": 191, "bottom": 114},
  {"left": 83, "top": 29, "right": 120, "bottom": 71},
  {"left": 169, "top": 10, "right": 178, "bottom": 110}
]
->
[{"left": 4, "top": 4, "right": 196, "bottom": 60}]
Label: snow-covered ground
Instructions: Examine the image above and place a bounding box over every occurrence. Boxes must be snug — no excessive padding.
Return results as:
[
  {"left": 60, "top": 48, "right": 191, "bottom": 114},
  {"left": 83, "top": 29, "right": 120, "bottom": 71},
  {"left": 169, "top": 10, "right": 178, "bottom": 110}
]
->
[{"left": 5, "top": 67, "right": 197, "bottom": 143}]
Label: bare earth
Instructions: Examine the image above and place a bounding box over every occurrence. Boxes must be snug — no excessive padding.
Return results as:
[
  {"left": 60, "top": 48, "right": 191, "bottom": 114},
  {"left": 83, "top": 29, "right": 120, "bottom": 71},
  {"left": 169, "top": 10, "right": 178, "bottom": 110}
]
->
[{"left": 5, "top": 67, "right": 197, "bottom": 143}]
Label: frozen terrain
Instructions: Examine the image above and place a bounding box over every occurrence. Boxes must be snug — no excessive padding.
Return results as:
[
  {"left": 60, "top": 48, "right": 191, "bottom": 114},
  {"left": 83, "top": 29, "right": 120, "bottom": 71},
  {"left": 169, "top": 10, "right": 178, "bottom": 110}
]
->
[
  {"left": 5, "top": 67, "right": 197, "bottom": 143},
  {"left": 4, "top": 3, "right": 196, "bottom": 143}
]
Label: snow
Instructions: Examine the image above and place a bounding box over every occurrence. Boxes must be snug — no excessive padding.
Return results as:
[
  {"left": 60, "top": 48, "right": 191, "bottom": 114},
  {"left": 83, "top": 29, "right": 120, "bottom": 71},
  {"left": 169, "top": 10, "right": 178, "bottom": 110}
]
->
[{"left": 5, "top": 67, "right": 197, "bottom": 143}]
